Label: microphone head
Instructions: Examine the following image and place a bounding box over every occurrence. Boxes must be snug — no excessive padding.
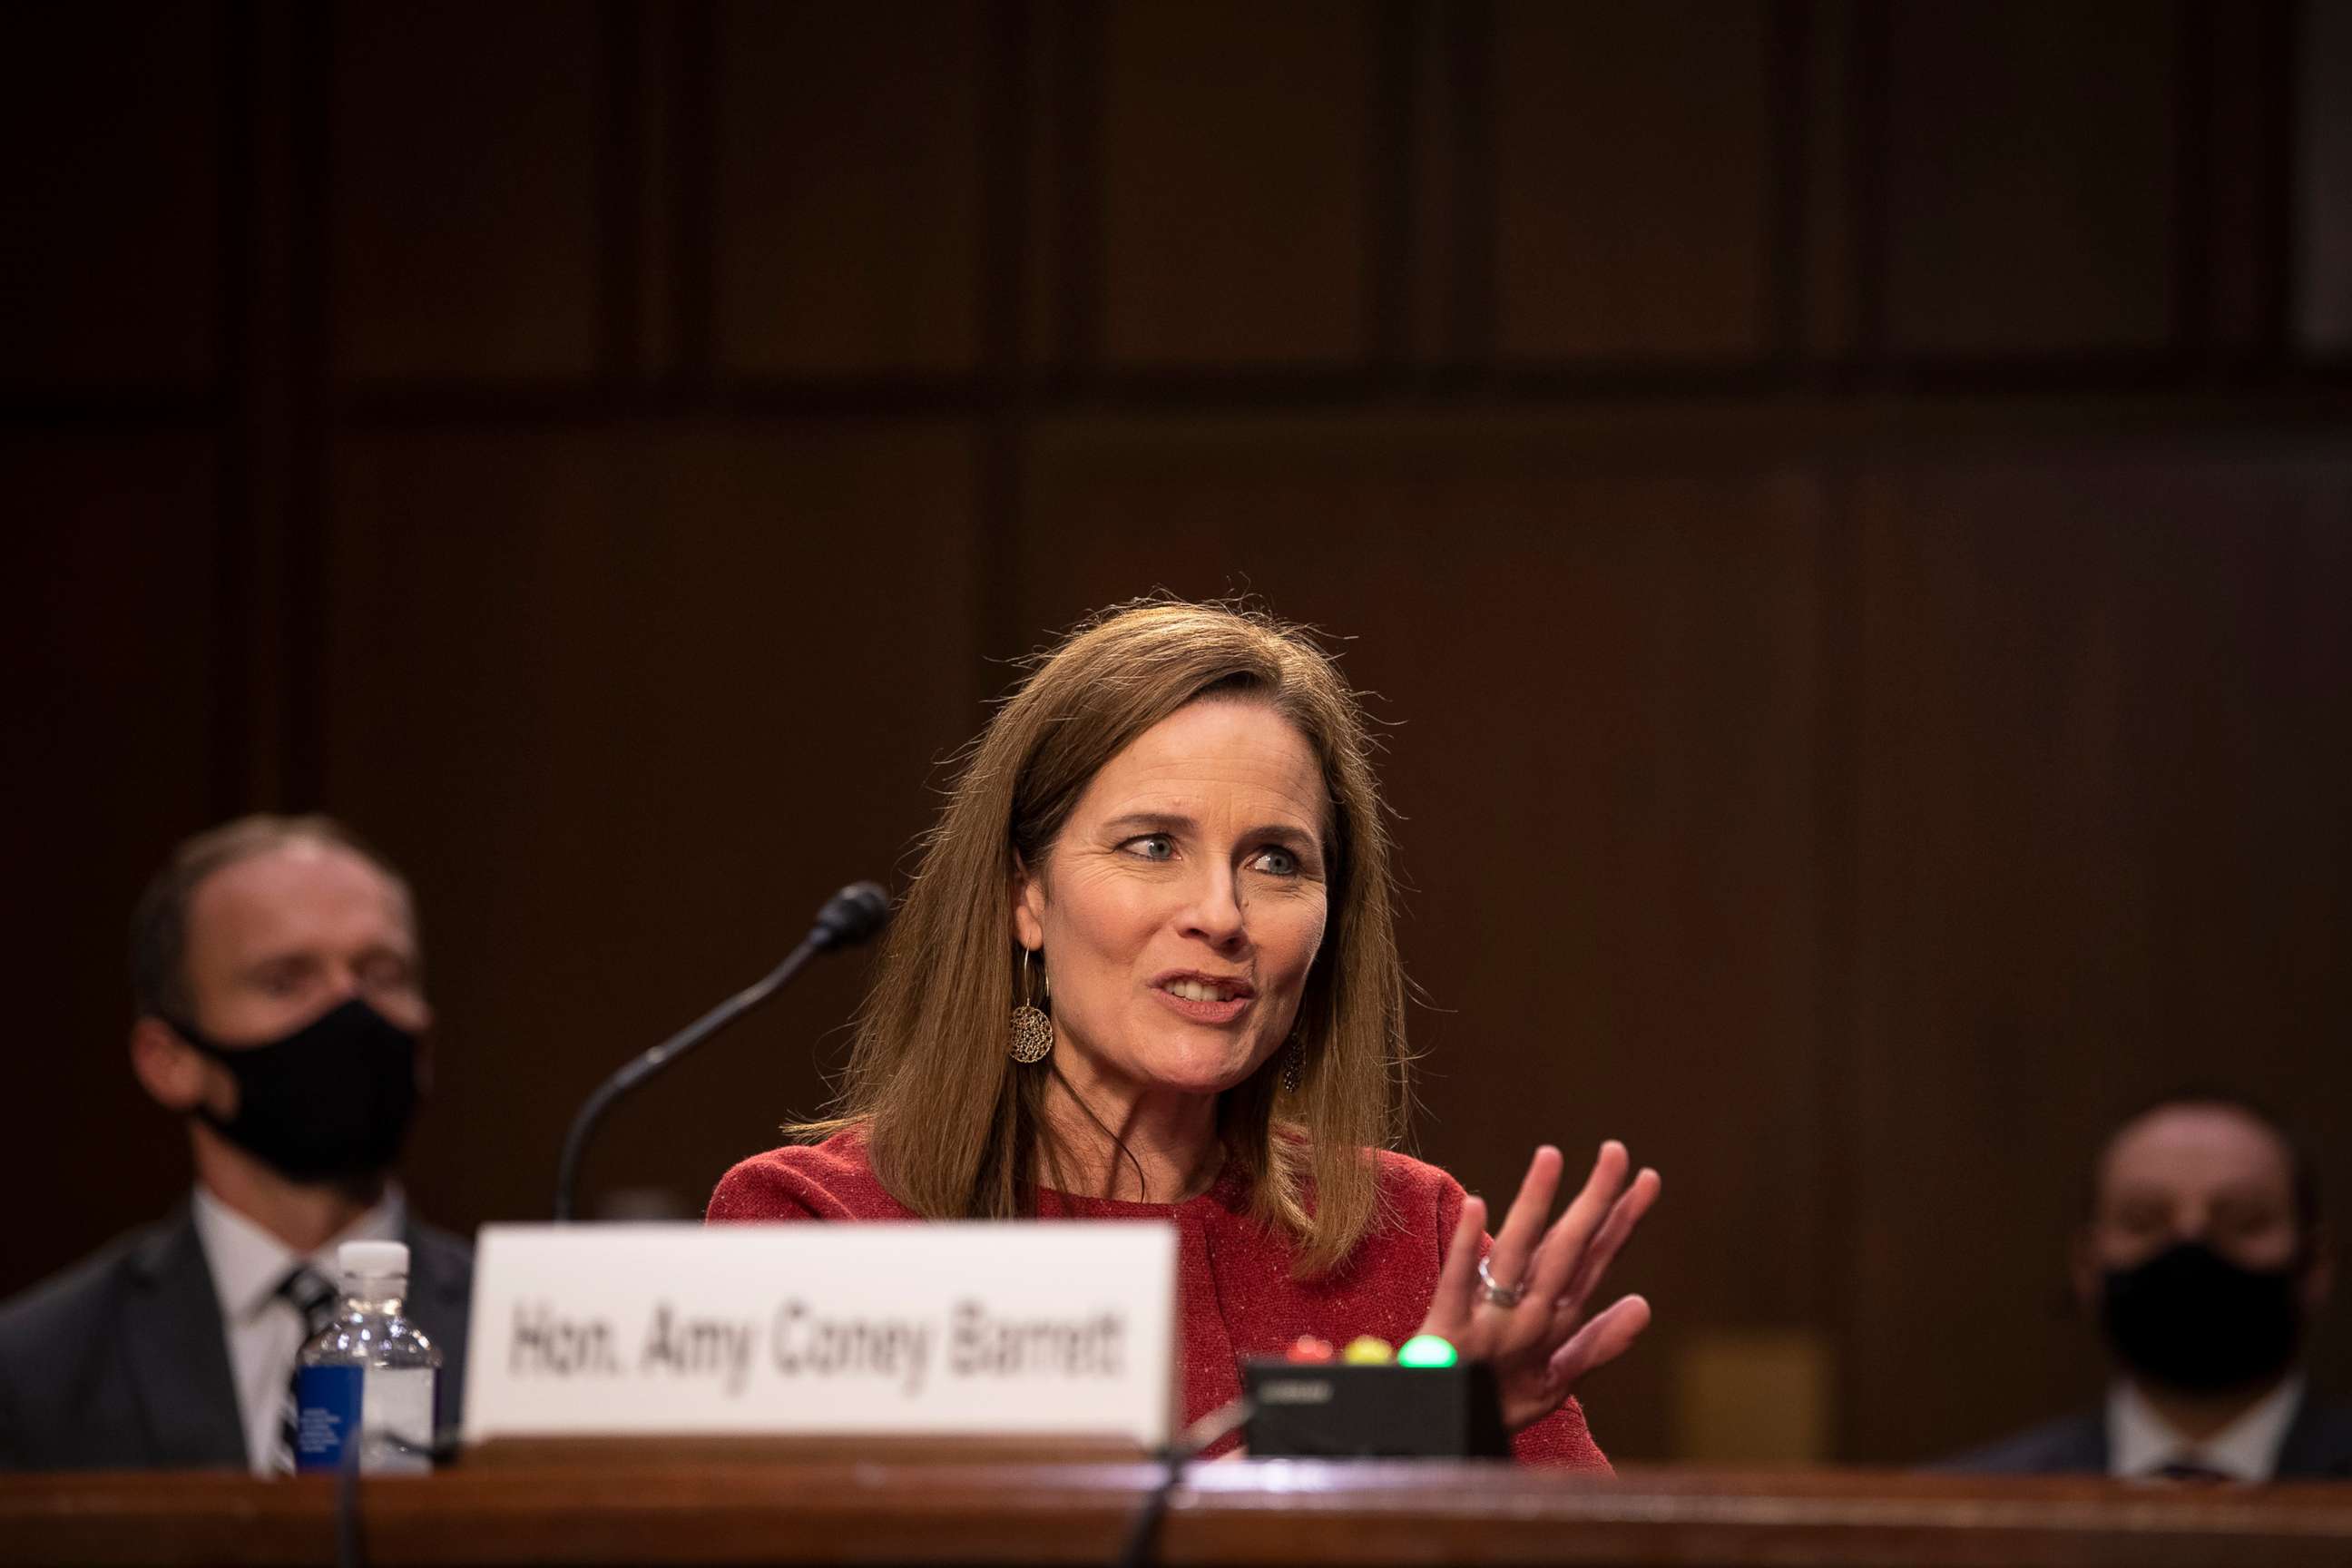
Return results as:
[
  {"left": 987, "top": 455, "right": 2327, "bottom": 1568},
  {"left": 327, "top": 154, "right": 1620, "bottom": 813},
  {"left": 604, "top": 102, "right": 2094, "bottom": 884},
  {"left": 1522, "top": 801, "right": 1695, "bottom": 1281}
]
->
[{"left": 810, "top": 880, "right": 891, "bottom": 949}]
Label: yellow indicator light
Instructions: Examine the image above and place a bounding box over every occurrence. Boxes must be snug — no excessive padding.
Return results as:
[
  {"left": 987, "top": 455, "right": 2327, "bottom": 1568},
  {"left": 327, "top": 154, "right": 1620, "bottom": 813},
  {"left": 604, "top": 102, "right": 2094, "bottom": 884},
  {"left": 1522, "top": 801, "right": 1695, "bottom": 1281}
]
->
[
  {"left": 1396, "top": 1334, "right": 1458, "bottom": 1368},
  {"left": 1340, "top": 1335, "right": 1394, "bottom": 1365}
]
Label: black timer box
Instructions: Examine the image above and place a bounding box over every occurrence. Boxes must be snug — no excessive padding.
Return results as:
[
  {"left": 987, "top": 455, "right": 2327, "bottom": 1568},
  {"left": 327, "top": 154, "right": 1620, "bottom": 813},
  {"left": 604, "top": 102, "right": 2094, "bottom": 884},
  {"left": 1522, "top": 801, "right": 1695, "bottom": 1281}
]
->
[{"left": 1240, "top": 1359, "right": 1511, "bottom": 1458}]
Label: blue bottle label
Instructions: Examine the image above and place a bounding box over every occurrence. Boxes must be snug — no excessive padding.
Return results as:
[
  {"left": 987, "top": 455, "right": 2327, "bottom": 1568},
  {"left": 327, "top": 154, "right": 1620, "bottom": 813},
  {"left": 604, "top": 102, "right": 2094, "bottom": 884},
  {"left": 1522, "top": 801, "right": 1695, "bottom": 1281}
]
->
[{"left": 294, "top": 1365, "right": 363, "bottom": 1473}]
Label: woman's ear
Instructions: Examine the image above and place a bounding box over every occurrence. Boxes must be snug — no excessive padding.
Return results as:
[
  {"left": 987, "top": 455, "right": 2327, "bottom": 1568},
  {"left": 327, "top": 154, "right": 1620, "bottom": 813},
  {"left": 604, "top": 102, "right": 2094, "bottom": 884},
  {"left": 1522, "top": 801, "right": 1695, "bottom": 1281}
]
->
[{"left": 1009, "top": 855, "right": 1046, "bottom": 951}]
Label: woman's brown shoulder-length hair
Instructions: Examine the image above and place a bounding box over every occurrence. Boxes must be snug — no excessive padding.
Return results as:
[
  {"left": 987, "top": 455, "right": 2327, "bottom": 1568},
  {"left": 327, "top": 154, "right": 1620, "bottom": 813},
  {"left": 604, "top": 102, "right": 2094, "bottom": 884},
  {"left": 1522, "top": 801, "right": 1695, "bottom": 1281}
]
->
[{"left": 801, "top": 596, "right": 1409, "bottom": 1276}]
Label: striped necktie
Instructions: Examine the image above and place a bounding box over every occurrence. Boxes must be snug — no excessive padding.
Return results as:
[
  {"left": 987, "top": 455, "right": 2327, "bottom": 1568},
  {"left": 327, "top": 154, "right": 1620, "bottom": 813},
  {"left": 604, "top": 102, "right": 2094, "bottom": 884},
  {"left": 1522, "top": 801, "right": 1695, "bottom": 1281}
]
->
[{"left": 271, "top": 1266, "right": 343, "bottom": 1475}]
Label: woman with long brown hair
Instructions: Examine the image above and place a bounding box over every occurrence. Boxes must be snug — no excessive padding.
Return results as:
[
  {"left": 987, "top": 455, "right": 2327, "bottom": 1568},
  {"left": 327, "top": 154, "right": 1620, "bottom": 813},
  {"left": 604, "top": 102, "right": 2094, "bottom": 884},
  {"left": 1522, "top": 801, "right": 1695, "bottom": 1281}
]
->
[{"left": 709, "top": 599, "right": 1660, "bottom": 1464}]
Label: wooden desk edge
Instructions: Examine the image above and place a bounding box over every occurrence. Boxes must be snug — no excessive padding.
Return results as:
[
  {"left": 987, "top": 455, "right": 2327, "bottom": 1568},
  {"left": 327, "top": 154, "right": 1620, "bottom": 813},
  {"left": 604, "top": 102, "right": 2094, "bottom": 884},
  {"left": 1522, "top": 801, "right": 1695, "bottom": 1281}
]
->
[{"left": 5, "top": 1462, "right": 2352, "bottom": 1568}]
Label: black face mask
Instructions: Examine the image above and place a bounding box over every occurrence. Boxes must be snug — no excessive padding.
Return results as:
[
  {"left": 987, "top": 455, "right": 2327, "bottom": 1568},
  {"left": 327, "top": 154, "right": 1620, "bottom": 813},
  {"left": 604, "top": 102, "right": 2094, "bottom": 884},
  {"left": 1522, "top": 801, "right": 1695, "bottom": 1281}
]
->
[
  {"left": 169, "top": 996, "right": 421, "bottom": 1184},
  {"left": 2099, "top": 1240, "right": 2306, "bottom": 1394}
]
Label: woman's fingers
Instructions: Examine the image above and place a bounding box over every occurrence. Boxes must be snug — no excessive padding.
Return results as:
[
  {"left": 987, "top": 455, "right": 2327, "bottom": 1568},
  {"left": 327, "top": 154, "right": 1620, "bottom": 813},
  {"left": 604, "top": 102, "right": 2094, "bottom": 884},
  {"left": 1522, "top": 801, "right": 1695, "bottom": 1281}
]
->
[
  {"left": 1426, "top": 1193, "right": 1487, "bottom": 1338},
  {"left": 1544, "top": 1292, "right": 1653, "bottom": 1388},
  {"left": 1517, "top": 1142, "right": 1632, "bottom": 1318},
  {"left": 1426, "top": 1139, "right": 1659, "bottom": 1410},
  {"left": 1553, "top": 1164, "right": 1661, "bottom": 1327},
  {"left": 1480, "top": 1146, "right": 1563, "bottom": 1302}
]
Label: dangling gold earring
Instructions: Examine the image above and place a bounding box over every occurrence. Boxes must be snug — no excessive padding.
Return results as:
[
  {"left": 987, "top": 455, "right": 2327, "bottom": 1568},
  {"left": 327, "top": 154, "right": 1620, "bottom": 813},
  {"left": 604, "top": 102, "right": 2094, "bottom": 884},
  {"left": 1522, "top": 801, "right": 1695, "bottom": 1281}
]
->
[{"left": 1009, "top": 946, "right": 1054, "bottom": 1063}]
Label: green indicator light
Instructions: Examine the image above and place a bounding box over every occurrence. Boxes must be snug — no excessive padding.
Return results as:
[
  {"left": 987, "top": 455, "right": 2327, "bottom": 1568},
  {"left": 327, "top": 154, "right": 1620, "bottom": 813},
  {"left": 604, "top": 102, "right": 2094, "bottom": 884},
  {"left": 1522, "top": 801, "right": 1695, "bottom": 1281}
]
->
[{"left": 1396, "top": 1334, "right": 1458, "bottom": 1368}]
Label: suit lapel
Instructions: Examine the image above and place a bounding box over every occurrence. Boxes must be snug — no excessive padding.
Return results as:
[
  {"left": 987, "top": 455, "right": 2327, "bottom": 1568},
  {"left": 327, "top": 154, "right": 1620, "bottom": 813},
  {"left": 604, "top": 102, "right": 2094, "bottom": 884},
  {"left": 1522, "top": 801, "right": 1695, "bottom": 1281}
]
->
[{"left": 121, "top": 1210, "right": 250, "bottom": 1468}]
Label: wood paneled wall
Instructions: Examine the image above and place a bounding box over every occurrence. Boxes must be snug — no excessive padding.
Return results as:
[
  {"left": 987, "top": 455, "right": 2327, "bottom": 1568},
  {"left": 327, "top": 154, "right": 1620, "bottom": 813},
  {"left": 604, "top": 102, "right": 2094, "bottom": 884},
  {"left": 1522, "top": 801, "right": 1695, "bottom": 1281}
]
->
[{"left": 4, "top": 0, "right": 2347, "bottom": 1465}]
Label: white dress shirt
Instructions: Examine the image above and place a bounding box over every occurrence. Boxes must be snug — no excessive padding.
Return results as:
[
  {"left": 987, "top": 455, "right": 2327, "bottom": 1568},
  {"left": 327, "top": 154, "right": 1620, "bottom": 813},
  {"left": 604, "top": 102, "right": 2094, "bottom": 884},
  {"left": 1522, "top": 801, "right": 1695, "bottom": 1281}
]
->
[
  {"left": 190, "top": 1184, "right": 405, "bottom": 1475},
  {"left": 2107, "top": 1374, "right": 2306, "bottom": 1482}
]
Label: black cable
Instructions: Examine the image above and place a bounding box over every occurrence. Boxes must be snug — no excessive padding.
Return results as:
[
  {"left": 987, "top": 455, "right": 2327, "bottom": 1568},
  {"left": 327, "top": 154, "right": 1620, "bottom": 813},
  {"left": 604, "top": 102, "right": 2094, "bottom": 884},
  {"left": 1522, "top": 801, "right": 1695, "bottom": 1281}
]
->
[
  {"left": 1112, "top": 1397, "right": 1255, "bottom": 1568},
  {"left": 328, "top": 1424, "right": 463, "bottom": 1568},
  {"left": 387, "top": 1423, "right": 467, "bottom": 1465},
  {"left": 333, "top": 1434, "right": 365, "bottom": 1568},
  {"left": 554, "top": 933, "right": 822, "bottom": 1220},
  {"left": 554, "top": 879, "right": 889, "bottom": 1220}
]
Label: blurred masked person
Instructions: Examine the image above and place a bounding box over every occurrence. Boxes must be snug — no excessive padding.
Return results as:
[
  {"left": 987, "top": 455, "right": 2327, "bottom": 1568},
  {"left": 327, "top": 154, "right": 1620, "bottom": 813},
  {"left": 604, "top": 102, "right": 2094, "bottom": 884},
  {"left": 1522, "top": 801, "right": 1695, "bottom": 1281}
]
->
[
  {"left": 0, "top": 816, "right": 471, "bottom": 1471},
  {"left": 1949, "top": 1094, "right": 2347, "bottom": 1480}
]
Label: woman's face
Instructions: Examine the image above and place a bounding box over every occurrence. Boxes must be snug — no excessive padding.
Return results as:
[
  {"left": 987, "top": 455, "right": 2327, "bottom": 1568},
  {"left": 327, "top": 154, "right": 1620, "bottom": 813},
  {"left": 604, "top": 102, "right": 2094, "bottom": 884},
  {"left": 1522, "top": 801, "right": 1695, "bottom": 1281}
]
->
[{"left": 1012, "top": 697, "right": 1331, "bottom": 1102}]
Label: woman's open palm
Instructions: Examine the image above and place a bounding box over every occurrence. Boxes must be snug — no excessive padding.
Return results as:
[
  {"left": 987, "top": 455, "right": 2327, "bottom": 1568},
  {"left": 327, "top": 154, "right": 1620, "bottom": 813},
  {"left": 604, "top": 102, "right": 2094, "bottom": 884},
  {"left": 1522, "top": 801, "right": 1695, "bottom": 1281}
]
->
[{"left": 1417, "top": 1142, "right": 1661, "bottom": 1432}]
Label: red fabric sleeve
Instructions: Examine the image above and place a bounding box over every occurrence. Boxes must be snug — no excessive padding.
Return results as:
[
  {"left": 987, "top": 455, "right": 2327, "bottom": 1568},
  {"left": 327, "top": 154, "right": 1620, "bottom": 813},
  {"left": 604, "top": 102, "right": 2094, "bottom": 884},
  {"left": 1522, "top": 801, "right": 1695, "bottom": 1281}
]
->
[
  {"left": 705, "top": 1157, "right": 819, "bottom": 1221},
  {"left": 704, "top": 1136, "right": 912, "bottom": 1223}
]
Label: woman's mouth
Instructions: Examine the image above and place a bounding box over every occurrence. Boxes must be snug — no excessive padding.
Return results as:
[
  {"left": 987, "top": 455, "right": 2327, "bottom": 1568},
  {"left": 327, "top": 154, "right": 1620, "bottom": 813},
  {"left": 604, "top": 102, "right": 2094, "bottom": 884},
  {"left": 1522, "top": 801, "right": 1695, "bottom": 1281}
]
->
[{"left": 1151, "top": 973, "right": 1255, "bottom": 1024}]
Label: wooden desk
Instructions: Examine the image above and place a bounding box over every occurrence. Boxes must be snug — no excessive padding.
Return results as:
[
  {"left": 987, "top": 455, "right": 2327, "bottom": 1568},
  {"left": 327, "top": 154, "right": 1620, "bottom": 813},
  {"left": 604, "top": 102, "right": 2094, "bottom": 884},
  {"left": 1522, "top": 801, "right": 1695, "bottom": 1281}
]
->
[{"left": 6, "top": 1460, "right": 2352, "bottom": 1568}]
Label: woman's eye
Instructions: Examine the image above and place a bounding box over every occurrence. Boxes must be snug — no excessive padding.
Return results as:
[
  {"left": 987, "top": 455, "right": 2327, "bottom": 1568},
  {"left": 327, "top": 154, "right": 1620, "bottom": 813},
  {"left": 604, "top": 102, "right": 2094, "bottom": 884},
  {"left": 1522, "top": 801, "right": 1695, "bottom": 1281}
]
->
[
  {"left": 1250, "top": 847, "right": 1299, "bottom": 877},
  {"left": 1125, "top": 834, "right": 1175, "bottom": 861}
]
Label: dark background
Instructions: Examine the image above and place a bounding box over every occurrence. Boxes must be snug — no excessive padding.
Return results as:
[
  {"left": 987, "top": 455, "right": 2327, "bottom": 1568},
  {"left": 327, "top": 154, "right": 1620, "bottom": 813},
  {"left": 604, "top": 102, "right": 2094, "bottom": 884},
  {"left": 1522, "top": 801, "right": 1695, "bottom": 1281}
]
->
[{"left": 4, "top": 0, "right": 2348, "bottom": 1465}]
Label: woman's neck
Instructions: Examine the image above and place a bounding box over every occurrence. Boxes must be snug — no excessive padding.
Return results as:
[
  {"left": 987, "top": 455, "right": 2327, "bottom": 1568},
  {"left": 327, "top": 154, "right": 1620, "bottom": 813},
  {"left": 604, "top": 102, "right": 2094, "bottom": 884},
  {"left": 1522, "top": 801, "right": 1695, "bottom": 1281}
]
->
[{"left": 1040, "top": 1063, "right": 1223, "bottom": 1204}]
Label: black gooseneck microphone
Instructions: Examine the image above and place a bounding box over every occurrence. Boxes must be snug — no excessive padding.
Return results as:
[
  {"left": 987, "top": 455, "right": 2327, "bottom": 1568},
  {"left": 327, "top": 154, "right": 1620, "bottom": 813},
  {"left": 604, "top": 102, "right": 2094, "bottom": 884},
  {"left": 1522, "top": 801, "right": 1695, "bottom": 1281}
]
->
[{"left": 552, "top": 880, "right": 891, "bottom": 1221}]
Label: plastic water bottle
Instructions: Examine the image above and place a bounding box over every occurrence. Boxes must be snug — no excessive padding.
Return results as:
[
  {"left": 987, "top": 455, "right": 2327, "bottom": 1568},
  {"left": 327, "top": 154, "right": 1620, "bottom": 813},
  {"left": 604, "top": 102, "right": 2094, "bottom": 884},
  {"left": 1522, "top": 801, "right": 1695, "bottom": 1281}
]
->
[{"left": 293, "top": 1240, "right": 441, "bottom": 1474}]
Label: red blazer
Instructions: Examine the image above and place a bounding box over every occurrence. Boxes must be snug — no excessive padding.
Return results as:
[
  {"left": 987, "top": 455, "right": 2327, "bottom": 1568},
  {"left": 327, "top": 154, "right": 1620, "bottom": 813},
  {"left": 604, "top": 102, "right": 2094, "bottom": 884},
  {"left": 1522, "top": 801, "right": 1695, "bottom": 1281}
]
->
[{"left": 708, "top": 1130, "right": 1610, "bottom": 1468}]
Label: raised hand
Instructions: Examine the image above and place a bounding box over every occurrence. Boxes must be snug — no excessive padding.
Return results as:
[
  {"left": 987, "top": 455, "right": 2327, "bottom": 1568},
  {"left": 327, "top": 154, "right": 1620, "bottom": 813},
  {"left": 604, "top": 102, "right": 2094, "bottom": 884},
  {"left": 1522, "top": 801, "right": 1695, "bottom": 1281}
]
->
[{"left": 1417, "top": 1142, "right": 1661, "bottom": 1433}]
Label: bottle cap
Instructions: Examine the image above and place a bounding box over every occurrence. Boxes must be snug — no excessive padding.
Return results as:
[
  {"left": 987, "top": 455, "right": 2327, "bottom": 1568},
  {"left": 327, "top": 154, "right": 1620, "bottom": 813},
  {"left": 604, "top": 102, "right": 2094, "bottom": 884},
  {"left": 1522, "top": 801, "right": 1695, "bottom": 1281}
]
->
[{"left": 338, "top": 1240, "right": 410, "bottom": 1278}]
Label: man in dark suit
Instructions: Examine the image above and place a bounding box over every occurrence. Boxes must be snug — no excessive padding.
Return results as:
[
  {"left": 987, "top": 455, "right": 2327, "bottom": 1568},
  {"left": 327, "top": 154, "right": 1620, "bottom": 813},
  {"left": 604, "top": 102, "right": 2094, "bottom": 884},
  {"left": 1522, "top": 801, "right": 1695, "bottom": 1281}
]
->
[
  {"left": 0, "top": 815, "right": 471, "bottom": 1472},
  {"left": 1950, "top": 1093, "right": 2350, "bottom": 1480}
]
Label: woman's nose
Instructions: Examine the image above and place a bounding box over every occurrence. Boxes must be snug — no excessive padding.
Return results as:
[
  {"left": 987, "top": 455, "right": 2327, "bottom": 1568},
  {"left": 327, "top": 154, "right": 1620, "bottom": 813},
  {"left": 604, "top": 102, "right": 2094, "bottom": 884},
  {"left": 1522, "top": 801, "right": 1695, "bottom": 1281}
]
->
[{"left": 1179, "top": 865, "right": 1248, "bottom": 948}]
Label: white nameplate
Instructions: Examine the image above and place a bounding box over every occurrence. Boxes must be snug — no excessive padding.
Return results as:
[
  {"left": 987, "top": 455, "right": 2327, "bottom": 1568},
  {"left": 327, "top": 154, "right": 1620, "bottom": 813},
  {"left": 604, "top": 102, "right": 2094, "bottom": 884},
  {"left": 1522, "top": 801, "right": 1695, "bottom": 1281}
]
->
[{"left": 461, "top": 1222, "right": 1176, "bottom": 1446}]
